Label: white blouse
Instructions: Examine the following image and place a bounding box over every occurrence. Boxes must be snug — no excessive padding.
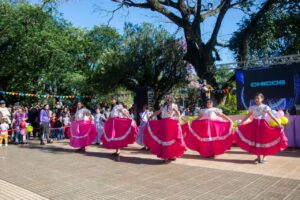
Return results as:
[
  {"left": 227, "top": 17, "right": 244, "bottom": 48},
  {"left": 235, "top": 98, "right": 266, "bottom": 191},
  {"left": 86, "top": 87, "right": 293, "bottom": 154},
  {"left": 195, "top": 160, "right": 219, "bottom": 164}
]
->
[
  {"left": 200, "top": 107, "right": 222, "bottom": 120},
  {"left": 110, "top": 104, "right": 129, "bottom": 118},
  {"left": 95, "top": 113, "right": 106, "bottom": 127},
  {"left": 249, "top": 104, "right": 271, "bottom": 119},
  {"left": 75, "top": 108, "right": 91, "bottom": 121},
  {"left": 161, "top": 103, "right": 178, "bottom": 119},
  {"left": 140, "top": 111, "right": 151, "bottom": 122}
]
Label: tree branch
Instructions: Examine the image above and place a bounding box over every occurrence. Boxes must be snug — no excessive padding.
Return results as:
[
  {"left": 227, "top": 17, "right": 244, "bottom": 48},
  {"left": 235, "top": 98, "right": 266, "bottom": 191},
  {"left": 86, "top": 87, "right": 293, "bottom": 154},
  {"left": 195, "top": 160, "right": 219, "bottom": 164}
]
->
[
  {"left": 113, "top": 0, "right": 188, "bottom": 27},
  {"left": 192, "top": 0, "right": 202, "bottom": 25},
  {"left": 207, "top": 0, "right": 231, "bottom": 52},
  {"left": 239, "top": 0, "right": 281, "bottom": 61}
]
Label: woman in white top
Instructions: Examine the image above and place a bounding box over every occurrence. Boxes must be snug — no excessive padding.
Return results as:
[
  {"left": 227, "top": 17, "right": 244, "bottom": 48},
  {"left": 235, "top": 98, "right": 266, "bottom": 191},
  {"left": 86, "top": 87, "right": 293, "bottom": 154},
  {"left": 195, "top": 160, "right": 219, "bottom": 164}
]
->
[
  {"left": 101, "top": 97, "right": 138, "bottom": 156},
  {"left": 146, "top": 95, "right": 186, "bottom": 163},
  {"left": 235, "top": 93, "right": 288, "bottom": 164},
  {"left": 184, "top": 99, "right": 233, "bottom": 158},
  {"left": 69, "top": 102, "right": 97, "bottom": 151}
]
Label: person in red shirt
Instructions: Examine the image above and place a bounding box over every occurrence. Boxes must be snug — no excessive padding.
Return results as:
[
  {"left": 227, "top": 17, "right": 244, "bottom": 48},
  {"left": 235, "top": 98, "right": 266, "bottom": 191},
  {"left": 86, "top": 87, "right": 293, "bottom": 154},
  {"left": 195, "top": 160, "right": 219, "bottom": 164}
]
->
[{"left": 50, "top": 112, "right": 57, "bottom": 139}]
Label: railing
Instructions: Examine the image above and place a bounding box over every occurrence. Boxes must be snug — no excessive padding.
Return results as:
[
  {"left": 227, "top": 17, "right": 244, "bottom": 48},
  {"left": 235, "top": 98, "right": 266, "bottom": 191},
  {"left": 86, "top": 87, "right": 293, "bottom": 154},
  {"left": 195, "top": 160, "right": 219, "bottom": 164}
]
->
[{"left": 214, "top": 54, "right": 300, "bottom": 70}]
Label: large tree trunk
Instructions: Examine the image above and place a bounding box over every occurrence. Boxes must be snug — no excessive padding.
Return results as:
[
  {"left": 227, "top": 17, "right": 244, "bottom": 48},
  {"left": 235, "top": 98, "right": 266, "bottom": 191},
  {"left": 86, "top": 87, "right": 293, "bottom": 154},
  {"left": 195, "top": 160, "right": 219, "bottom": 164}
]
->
[{"left": 183, "top": 27, "right": 223, "bottom": 103}]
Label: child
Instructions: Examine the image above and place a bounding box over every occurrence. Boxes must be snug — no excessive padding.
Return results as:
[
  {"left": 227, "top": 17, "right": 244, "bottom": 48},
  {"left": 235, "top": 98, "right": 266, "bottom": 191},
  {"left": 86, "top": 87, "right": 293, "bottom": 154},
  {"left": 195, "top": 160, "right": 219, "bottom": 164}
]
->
[
  {"left": 63, "top": 112, "right": 71, "bottom": 139},
  {"left": 50, "top": 112, "right": 57, "bottom": 139},
  {"left": 136, "top": 105, "right": 151, "bottom": 150},
  {"left": 19, "top": 118, "right": 27, "bottom": 144},
  {"left": 0, "top": 118, "right": 9, "bottom": 147},
  {"left": 94, "top": 108, "right": 106, "bottom": 145},
  {"left": 54, "top": 116, "right": 64, "bottom": 141},
  {"left": 184, "top": 99, "right": 233, "bottom": 158},
  {"left": 235, "top": 93, "right": 288, "bottom": 164}
]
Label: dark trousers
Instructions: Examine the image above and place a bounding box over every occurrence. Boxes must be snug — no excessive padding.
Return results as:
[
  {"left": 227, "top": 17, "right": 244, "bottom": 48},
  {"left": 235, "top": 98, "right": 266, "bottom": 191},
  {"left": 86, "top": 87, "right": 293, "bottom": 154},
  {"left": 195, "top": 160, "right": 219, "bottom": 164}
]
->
[{"left": 39, "top": 122, "right": 50, "bottom": 143}]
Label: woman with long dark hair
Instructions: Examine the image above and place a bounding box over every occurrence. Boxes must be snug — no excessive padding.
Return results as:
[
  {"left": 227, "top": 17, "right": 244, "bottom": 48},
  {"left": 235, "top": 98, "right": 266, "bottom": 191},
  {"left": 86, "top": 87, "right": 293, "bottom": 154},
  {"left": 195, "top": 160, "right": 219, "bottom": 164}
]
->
[
  {"left": 39, "top": 104, "right": 52, "bottom": 145},
  {"left": 69, "top": 102, "right": 97, "bottom": 151},
  {"left": 145, "top": 94, "right": 186, "bottom": 163},
  {"left": 101, "top": 96, "right": 138, "bottom": 156}
]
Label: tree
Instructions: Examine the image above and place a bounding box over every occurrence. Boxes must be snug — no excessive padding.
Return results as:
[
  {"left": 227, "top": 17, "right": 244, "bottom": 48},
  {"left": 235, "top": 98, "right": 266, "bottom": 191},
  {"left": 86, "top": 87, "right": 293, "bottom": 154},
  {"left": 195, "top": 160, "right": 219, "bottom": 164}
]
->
[
  {"left": 0, "top": 1, "right": 90, "bottom": 104},
  {"left": 108, "top": 0, "right": 284, "bottom": 87},
  {"left": 229, "top": 0, "right": 300, "bottom": 60},
  {"left": 94, "top": 23, "right": 187, "bottom": 109}
]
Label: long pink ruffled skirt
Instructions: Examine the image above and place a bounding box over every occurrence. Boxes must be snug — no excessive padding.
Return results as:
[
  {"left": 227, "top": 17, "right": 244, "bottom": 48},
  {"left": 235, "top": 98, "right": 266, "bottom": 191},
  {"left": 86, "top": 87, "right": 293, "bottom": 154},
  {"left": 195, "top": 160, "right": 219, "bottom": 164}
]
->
[
  {"left": 234, "top": 119, "right": 288, "bottom": 155},
  {"left": 183, "top": 119, "right": 233, "bottom": 157},
  {"left": 101, "top": 118, "right": 137, "bottom": 149},
  {"left": 144, "top": 118, "right": 186, "bottom": 160},
  {"left": 69, "top": 120, "right": 97, "bottom": 148}
]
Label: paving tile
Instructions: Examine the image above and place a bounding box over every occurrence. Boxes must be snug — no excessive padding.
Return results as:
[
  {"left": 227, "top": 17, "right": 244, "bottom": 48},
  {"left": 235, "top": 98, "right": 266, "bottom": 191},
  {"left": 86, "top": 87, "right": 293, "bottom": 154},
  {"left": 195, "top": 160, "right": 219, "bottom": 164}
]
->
[{"left": 0, "top": 141, "right": 299, "bottom": 200}]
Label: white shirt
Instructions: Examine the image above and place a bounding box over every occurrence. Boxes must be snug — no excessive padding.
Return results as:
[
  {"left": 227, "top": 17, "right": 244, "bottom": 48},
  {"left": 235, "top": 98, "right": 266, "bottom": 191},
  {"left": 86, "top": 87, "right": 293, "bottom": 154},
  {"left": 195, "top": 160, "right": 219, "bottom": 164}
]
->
[
  {"left": 0, "top": 123, "right": 9, "bottom": 134},
  {"left": 140, "top": 111, "right": 151, "bottom": 122},
  {"left": 0, "top": 107, "right": 11, "bottom": 124},
  {"left": 161, "top": 103, "right": 178, "bottom": 119},
  {"left": 110, "top": 104, "right": 129, "bottom": 118},
  {"left": 63, "top": 117, "right": 71, "bottom": 126},
  {"left": 95, "top": 113, "right": 106, "bottom": 127},
  {"left": 199, "top": 107, "right": 222, "bottom": 120},
  {"left": 249, "top": 104, "right": 271, "bottom": 119},
  {"left": 75, "top": 108, "right": 91, "bottom": 121}
]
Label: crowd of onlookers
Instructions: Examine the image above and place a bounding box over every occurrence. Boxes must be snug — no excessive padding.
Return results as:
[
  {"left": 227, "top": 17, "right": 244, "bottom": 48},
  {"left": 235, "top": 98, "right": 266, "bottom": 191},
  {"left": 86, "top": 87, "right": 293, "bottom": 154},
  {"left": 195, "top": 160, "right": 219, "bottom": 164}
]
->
[{"left": 0, "top": 100, "right": 115, "bottom": 146}]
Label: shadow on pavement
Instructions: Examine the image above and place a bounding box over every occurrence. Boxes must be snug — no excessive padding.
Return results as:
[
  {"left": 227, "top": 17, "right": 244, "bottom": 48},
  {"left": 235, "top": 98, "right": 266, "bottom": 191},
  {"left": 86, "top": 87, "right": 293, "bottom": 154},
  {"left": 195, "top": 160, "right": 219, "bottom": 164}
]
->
[
  {"left": 17, "top": 143, "right": 164, "bottom": 165},
  {"left": 180, "top": 153, "right": 255, "bottom": 164}
]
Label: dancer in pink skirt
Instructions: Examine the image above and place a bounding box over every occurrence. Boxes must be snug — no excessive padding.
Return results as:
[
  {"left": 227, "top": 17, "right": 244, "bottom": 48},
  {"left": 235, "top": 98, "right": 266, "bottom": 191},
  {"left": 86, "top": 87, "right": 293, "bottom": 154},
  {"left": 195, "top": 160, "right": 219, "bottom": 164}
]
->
[
  {"left": 184, "top": 99, "right": 233, "bottom": 158},
  {"left": 145, "top": 95, "right": 186, "bottom": 163},
  {"left": 101, "top": 97, "right": 138, "bottom": 156},
  {"left": 235, "top": 93, "right": 288, "bottom": 164},
  {"left": 69, "top": 102, "right": 97, "bottom": 151}
]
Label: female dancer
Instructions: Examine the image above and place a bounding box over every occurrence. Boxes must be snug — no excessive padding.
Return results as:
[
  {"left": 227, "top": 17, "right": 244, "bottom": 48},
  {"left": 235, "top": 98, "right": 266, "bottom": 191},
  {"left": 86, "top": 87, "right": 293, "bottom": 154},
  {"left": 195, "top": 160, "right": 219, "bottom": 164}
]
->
[
  {"left": 235, "top": 93, "right": 288, "bottom": 164},
  {"left": 101, "top": 97, "right": 138, "bottom": 156},
  {"left": 94, "top": 107, "right": 106, "bottom": 145},
  {"left": 145, "top": 95, "right": 186, "bottom": 163},
  {"left": 135, "top": 105, "right": 151, "bottom": 150},
  {"left": 69, "top": 102, "right": 97, "bottom": 151},
  {"left": 184, "top": 99, "right": 233, "bottom": 158}
]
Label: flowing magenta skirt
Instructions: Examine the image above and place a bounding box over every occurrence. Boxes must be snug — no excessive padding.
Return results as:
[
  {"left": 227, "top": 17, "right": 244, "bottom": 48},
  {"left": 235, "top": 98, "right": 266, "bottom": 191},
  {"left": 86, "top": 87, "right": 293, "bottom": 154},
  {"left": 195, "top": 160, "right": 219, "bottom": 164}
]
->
[
  {"left": 144, "top": 118, "right": 186, "bottom": 160},
  {"left": 234, "top": 119, "right": 288, "bottom": 155},
  {"left": 69, "top": 120, "right": 97, "bottom": 148},
  {"left": 101, "top": 118, "right": 138, "bottom": 149},
  {"left": 182, "top": 119, "right": 233, "bottom": 157}
]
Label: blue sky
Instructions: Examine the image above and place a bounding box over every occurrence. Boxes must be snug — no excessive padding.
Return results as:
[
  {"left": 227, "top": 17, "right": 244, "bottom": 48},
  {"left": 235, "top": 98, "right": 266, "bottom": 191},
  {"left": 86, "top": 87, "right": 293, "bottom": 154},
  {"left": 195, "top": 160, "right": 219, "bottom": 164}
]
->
[{"left": 29, "top": 0, "right": 246, "bottom": 63}]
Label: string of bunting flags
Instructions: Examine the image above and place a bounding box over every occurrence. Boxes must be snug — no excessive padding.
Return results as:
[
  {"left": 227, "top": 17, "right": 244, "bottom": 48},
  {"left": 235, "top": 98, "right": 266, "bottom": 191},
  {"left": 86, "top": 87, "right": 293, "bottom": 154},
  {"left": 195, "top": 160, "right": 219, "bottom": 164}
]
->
[{"left": 0, "top": 91, "right": 92, "bottom": 99}]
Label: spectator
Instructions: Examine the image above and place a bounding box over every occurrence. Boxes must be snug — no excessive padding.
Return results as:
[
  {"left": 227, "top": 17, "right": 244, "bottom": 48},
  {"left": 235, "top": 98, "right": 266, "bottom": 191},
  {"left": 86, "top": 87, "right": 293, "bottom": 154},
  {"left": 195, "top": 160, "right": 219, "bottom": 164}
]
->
[
  {"left": 62, "top": 112, "right": 71, "bottom": 138},
  {"left": 54, "top": 116, "right": 64, "bottom": 141},
  {"left": 50, "top": 112, "right": 57, "bottom": 138},
  {"left": 0, "top": 100, "right": 11, "bottom": 125},
  {"left": 28, "top": 105, "right": 40, "bottom": 138},
  {"left": 39, "top": 104, "right": 52, "bottom": 145},
  {"left": 0, "top": 118, "right": 9, "bottom": 147},
  {"left": 13, "top": 107, "right": 27, "bottom": 144}
]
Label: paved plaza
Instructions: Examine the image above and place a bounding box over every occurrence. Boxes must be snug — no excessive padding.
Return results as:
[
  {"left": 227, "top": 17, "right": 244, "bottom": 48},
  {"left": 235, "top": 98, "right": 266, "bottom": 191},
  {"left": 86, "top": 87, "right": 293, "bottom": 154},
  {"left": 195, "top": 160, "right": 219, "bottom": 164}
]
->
[{"left": 0, "top": 141, "right": 300, "bottom": 200}]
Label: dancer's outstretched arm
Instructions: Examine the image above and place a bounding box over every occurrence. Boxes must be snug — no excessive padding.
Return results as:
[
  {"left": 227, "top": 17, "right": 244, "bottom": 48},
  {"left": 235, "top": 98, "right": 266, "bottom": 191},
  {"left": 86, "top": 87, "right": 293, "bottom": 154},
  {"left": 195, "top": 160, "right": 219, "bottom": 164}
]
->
[
  {"left": 240, "top": 112, "right": 253, "bottom": 125},
  {"left": 150, "top": 110, "right": 161, "bottom": 119},
  {"left": 217, "top": 113, "right": 233, "bottom": 125}
]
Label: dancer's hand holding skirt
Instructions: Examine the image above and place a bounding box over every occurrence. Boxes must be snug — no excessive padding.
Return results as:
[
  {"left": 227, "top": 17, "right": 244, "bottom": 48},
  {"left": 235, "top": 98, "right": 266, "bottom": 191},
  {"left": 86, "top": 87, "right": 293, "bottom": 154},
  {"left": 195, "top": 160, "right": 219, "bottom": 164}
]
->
[
  {"left": 183, "top": 119, "right": 233, "bottom": 157},
  {"left": 101, "top": 117, "right": 138, "bottom": 149},
  {"left": 144, "top": 118, "right": 186, "bottom": 160},
  {"left": 234, "top": 119, "right": 288, "bottom": 155},
  {"left": 69, "top": 120, "right": 97, "bottom": 148}
]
